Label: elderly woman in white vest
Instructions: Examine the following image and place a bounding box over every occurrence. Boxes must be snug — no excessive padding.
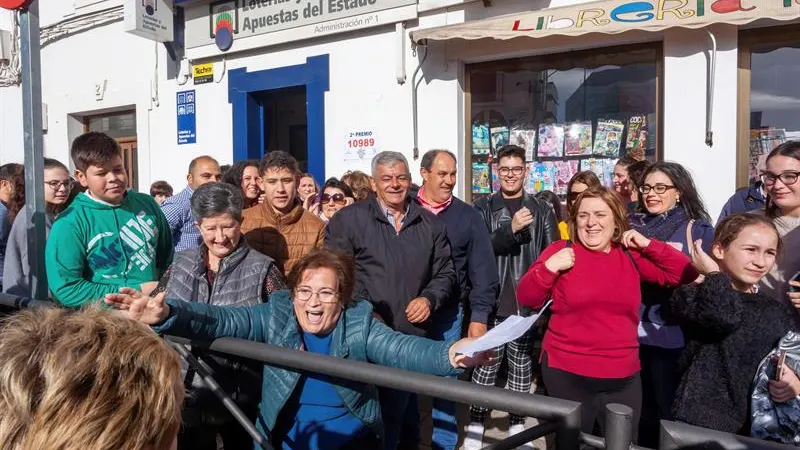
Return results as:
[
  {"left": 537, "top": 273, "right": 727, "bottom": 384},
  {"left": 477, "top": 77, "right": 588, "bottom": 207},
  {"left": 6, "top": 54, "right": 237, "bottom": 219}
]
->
[{"left": 153, "top": 181, "right": 286, "bottom": 450}]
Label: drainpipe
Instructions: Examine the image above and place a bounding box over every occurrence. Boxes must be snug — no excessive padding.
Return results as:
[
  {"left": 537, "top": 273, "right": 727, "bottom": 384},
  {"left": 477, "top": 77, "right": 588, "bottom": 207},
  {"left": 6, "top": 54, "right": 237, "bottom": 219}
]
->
[
  {"left": 411, "top": 42, "right": 428, "bottom": 160},
  {"left": 705, "top": 29, "right": 716, "bottom": 147}
]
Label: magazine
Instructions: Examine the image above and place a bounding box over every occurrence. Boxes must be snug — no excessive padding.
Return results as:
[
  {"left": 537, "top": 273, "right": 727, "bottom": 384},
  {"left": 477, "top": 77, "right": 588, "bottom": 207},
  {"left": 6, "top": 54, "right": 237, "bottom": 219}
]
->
[
  {"left": 472, "top": 163, "right": 491, "bottom": 194},
  {"left": 593, "top": 120, "right": 624, "bottom": 157},
  {"left": 527, "top": 162, "right": 556, "bottom": 194},
  {"left": 749, "top": 128, "right": 787, "bottom": 181},
  {"left": 626, "top": 116, "right": 648, "bottom": 159},
  {"left": 511, "top": 128, "right": 537, "bottom": 161},
  {"left": 491, "top": 164, "right": 501, "bottom": 193},
  {"left": 491, "top": 127, "right": 510, "bottom": 152},
  {"left": 537, "top": 124, "right": 565, "bottom": 158},
  {"left": 553, "top": 160, "right": 579, "bottom": 196},
  {"left": 580, "top": 159, "right": 618, "bottom": 188},
  {"left": 565, "top": 121, "right": 593, "bottom": 156},
  {"left": 472, "top": 124, "right": 490, "bottom": 155}
]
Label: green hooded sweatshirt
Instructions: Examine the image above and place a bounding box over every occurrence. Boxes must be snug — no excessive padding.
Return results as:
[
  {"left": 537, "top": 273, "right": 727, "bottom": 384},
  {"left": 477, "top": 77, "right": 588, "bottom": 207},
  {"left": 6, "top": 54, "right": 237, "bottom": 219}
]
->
[{"left": 45, "top": 191, "right": 173, "bottom": 307}]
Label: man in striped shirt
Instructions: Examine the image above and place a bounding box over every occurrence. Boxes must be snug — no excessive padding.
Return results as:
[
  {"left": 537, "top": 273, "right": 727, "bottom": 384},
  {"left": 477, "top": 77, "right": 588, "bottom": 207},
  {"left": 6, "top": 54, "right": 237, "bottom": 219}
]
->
[{"left": 161, "top": 156, "right": 221, "bottom": 252}]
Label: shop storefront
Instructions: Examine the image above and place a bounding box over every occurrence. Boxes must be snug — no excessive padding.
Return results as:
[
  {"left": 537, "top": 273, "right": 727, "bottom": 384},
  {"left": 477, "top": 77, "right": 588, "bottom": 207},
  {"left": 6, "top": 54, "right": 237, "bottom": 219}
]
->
[
  {"left": 738, "top": 24, "right": 800, "bottom": 186},
  {"left": 411, "top": 0, "right": 800, "bottom": 207}
]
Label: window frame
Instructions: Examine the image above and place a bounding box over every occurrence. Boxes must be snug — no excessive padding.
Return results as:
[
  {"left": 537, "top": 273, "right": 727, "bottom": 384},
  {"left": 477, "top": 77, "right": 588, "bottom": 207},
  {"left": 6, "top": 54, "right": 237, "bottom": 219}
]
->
[
  {"left": 737, "top": 25, "right": 800, "bottom": 189},
  {"left": 463, "top": 42, "right": 664, "bottom": 204}
]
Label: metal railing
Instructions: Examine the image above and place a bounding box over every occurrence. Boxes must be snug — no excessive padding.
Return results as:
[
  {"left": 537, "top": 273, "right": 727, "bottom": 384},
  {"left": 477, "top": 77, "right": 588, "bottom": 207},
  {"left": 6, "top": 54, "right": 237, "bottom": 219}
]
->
[{"left": 0, "top": 292, "right": 796, "bottom": 450}]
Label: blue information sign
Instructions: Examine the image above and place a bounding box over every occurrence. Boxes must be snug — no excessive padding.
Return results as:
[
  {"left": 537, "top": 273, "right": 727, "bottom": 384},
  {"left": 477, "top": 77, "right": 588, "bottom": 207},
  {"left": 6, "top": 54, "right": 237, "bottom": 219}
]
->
[{"left": 177, "top": 90, "right": 196, "bottom": 145}]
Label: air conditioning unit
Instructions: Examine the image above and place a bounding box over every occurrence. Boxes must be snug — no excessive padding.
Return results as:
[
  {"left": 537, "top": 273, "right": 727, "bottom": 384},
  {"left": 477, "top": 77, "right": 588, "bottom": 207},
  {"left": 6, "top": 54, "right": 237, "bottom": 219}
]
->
[{"left": 0, "top": 29, "right": 12, "bottom": 63}]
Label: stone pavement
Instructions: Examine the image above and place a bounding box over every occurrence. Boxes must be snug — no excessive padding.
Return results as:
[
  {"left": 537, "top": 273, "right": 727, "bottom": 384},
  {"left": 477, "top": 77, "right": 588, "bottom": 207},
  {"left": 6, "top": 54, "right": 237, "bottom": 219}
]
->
[{"left": 417, "top": 382, "right": 546, "bottom": 450}]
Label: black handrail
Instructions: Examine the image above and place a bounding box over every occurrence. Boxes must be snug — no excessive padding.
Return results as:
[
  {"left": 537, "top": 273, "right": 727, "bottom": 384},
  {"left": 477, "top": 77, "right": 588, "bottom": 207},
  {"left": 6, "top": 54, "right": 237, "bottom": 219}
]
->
[{"left": 2, "top": 293, "right": 797, "bottom": 450}]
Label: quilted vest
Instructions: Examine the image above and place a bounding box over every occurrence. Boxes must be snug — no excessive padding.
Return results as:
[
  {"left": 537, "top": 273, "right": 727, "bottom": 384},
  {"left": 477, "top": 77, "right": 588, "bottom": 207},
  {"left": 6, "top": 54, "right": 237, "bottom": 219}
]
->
[
  {"left": 165, "top": 239, "right": 274, "bottom": 306},
  {"left": 165, "top": 239, "right": 275, "bottom": 424}
]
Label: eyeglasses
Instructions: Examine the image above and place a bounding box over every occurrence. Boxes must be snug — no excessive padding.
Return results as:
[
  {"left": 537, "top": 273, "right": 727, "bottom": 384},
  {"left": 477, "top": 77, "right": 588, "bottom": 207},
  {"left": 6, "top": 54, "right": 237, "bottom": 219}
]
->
[
  {"left": 567, "top": 191, "right": 582, "bottom": 202},
  {"left": 639, "top": 184, "right": 676, "bottom": 195},
  {"left": 322, "top": 193, "right": 346, "bottom": 205},
  {"left": 761, "top": 171, "right": 800, "bottom": 187},
  {"left": 497, "top": 166, "right": 525, "bottom": 177},
  {"left": 45, "top": 179, "right": 73, "bottom": 191},
  {"left": 294, "top": 287, "right": 339, "bottom": 304}
]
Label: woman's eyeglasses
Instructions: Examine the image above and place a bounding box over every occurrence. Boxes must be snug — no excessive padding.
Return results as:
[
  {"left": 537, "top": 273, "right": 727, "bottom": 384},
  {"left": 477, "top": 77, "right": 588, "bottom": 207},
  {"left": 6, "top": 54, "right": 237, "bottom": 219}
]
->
[
  {"left": 639, "top": 184, "right": 676, "bottom": 195},
  {"left": 761, "top": 171, "right": 800, "bottom": 187},
  {"left": 294, "top": 287, "right": 339, "bottom": 303},
  {"left": 45, "top": 179, "right": 73, "bottom": 191},
  {"left": 322, "top": 193, "right": 347, "bottom": 205}
]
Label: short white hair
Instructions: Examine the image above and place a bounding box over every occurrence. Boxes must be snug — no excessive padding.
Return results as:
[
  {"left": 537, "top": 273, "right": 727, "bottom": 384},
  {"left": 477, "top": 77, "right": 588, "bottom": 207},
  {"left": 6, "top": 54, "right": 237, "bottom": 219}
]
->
[{"left": 371, "top": 151, "right": 409, "bottom": 177}]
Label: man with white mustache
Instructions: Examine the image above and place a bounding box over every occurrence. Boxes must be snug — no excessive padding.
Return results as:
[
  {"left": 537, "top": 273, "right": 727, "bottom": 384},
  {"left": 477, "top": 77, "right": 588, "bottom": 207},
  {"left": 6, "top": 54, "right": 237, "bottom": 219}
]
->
[
  {"left": 415, "top": 149, "right": 499, "bottom": 450},
  {"left": 326, "top": 151, "right": 456, "bottom": 450}
]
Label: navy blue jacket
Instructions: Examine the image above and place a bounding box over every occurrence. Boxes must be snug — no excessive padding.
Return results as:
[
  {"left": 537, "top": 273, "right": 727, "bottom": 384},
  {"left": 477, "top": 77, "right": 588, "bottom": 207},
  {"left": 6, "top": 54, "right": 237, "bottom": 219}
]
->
[
  {"left": 436, "top": 197, "right": 500, "bottom": 324},
  {"left": 717, "top": 183, "right": 766, "bottom": 223}
]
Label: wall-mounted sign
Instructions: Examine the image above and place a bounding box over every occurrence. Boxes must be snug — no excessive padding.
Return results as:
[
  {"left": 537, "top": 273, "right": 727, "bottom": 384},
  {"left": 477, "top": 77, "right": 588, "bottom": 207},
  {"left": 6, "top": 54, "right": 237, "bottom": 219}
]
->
[
  {"left": 184, "top": 0, "right": 417, "bottom": 54},
  {"left": 123, "top": 0, "right": 174, "bottom": 42},
  {"left": 193, "top": 63, "right": 214, "bottom": 84},
  {"left": 343, "top": 130, "right": 379, "bottom": 161},
  {"left": 177, "top": 90, "right": 197, "bottom": 145}
]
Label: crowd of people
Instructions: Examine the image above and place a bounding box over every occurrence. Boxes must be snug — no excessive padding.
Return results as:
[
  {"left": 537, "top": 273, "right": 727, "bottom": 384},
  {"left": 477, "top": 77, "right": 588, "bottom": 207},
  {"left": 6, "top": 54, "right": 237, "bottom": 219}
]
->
[{"left": 0, "top": 131, "right": 799, "bottom": 450}]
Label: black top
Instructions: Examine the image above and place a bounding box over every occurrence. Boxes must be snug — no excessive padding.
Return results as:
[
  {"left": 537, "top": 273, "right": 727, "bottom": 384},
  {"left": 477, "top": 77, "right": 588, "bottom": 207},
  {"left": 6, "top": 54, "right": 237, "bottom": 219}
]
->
[
  {"left": 670, "top": 273, "right": 800, "bottom": 434},
  {"left": 474, "top": 192, "right": 559, "bottom": 319},
  {"left": 436, "top": 197, "right": 500, "bottom": 324},
  {"left": 498, "top": 196, "right": 525, "bottom": 317},
  {"left": 325, "top": 197, "right": 456, "bottom": 336}
]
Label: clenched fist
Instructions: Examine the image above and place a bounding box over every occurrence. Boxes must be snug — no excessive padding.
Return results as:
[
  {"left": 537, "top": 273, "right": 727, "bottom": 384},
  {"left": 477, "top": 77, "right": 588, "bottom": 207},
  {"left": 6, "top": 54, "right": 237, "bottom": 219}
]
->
[
  {"left": 511, "top": 207, "right": 534, "bottom": 233},
  {"left": 545, "top": 247, "right": 576, "bottom": 273}
]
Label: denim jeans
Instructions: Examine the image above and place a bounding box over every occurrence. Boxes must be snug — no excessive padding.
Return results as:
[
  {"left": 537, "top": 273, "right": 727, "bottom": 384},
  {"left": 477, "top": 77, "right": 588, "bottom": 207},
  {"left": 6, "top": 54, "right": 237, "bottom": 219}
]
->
[{"left": 428, "top": 304, "right": 464, "bottom": 450}]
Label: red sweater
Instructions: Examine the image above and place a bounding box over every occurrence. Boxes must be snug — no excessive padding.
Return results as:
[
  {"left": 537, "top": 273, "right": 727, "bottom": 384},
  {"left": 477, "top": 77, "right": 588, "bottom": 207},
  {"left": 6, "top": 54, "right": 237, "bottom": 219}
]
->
[{"left": 517, "top": 239, "right": 697, "bottom": 379}]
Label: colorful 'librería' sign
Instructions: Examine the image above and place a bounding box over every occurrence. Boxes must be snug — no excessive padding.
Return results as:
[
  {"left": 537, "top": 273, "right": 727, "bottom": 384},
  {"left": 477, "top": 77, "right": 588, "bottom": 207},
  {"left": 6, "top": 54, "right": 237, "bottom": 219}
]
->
[{"left": 411, "top": 0, "right": 800, "bottom": 42}]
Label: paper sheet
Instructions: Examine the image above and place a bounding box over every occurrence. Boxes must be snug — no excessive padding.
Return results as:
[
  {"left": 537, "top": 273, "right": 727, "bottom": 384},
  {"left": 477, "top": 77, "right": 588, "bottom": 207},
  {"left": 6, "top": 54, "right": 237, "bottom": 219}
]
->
[{"left": 457, "top": 301, "right": 552, "bottom": 357}]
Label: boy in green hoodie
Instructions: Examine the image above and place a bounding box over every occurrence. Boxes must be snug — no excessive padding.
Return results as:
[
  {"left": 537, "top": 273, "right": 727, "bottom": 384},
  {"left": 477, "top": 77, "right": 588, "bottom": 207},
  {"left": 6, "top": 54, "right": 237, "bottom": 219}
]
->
[{"left": 46, "top": 132, "right": 173, "bottom": 307}]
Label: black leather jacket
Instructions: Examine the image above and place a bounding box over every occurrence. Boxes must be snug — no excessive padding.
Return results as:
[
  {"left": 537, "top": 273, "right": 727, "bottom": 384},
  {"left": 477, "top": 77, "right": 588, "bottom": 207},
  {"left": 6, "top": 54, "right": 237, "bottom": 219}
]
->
[{"left": 474, "top": 193, "right": 559, "bottom": 315}]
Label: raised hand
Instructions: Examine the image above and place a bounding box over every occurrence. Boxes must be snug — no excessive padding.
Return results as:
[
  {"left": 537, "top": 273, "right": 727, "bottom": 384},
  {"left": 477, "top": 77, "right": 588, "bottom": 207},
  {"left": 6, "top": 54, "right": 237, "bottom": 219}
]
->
[
  {"left": 105, "top": 287, "right": 170, "bottom": 325},
  {"left": 691, "top": 239, "right": 719, "bottom": 275},
  {"left": 545, "top": 247, "right": 575, "bottom": 273},
  {"left": 621, "top": 230, "right": 652, "bottom": 250},
  {"left": 511, "top": 207, "right": 534, "bottom": 233}
]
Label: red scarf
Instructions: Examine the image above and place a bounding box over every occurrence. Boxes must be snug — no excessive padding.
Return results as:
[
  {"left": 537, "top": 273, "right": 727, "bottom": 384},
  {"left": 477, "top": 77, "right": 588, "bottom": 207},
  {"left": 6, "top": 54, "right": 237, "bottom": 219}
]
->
[{"left": 416, "top": 186, "right": 452, "bottom": 215}]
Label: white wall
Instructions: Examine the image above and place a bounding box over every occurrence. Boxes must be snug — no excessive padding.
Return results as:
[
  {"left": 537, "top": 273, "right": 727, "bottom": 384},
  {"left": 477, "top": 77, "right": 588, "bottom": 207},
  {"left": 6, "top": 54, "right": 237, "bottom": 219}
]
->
[
  {"left": 0, "top": 0, "right": 748, "bottom": 216},
  {"left": 662, "top": 25, "right": 738, "bottom": 222},
  {"left": 0, "top": 10, "right": 23, "bottom": 165}
]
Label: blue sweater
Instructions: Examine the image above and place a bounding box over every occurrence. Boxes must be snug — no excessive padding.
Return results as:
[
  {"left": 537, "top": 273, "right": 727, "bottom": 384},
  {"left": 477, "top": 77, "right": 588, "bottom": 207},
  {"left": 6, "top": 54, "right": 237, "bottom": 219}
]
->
[
  {"left": 437, "top": 197, "right": 500, "bottom": 324},
  {"left": 717, "top": 183, "right": 766, "bottom": 223}
]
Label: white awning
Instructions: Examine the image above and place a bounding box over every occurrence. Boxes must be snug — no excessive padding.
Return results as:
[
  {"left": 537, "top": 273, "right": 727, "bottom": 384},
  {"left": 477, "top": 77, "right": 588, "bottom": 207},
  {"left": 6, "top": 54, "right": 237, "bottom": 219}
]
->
[{"left": 411, "top": 0, "right": 800, "bottom": 43}]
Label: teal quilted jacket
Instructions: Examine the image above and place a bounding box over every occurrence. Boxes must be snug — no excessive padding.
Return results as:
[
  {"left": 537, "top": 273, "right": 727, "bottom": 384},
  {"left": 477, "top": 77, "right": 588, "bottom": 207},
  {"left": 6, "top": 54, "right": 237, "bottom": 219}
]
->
[{"left": 153, "top": 290, "right": 459, "bottom": 444}]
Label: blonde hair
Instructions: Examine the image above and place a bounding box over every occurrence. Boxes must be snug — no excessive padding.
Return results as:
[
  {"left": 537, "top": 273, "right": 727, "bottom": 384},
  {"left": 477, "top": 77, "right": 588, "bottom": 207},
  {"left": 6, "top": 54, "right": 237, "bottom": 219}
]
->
[
  {"left": 341, "top": 170, "right": 373, "bottom": 202},
  {"left": 0, "top": 306, "right": 184, "bottom": 450}
]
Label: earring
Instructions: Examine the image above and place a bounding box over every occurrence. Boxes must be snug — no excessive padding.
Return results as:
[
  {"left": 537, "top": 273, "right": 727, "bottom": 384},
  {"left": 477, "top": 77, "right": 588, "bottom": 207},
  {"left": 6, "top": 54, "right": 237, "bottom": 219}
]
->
[{"left": 676, "top": 196, "right": 680, "bottom": 203}]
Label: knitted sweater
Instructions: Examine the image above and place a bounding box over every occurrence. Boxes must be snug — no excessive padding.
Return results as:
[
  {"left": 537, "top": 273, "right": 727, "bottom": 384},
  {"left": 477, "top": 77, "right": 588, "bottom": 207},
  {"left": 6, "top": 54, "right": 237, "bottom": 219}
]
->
[
  {"left": 758, "top": 214, "right": 800, "bottom": 304},
  {"left": 671, "top": 273, "right": 800, "bottom": 433}
]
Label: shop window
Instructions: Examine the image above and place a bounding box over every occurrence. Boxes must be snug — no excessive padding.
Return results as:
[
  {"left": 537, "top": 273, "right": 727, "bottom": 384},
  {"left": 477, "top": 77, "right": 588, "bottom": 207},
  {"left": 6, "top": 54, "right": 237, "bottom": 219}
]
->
[
  {"left": 466, "top": 45, "right": 661, "bottom": 203},
  {"left": 739, "top": 27, "right": 800, "bottom": 186}
]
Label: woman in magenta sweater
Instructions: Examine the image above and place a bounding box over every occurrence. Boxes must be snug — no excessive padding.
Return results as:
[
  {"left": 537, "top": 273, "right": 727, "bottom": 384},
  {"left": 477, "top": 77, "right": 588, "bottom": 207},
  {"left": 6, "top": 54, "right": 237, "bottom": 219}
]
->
[{"left": 517, "top": 188, "right": 697, "bottom": 438}]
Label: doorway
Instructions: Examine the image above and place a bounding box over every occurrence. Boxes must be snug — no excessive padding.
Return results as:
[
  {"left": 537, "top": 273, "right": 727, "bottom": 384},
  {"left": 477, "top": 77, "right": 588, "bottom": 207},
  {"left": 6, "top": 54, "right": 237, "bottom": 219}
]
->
[
  {"left": 253, "top": 86, "right": 309, "bottom": 172},
  {"left": 228, "top": 55, "right": 329, "bottom": 183}
]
